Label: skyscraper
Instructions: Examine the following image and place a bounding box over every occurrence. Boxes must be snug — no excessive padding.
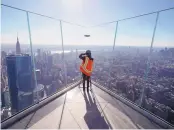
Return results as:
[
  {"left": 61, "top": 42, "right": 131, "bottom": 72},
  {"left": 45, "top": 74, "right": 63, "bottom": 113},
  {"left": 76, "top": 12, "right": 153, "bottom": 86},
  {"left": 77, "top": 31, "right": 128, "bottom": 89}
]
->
[
  {"left": 37, "top": 49, "right": 41, "bottom": 59},
  {"left": 6, "top": 55, "right": 34, "bottom": 112},
  {"left": 16, "top": 36, "right": 21, "bottom": 54}
]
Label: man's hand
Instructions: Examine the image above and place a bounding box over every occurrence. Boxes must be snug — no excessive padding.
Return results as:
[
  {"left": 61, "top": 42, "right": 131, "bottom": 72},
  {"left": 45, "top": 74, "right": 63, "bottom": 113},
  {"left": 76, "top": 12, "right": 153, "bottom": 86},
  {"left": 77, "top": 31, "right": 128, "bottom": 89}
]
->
[{"left": 79, "top": 53, "right": 86, "bottom": 60}]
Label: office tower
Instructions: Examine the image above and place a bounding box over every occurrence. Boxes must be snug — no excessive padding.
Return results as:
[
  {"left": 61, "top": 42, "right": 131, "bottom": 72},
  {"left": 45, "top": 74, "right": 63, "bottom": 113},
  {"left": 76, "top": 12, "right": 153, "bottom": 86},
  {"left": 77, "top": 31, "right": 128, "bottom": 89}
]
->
[
  {"left": 16, "top": 36, "right": 21, "bottom": 54},
  {"left": 48, "top": 55, "right": 53, "bottom": 69},
  {"left": 6, "top": 55, "right": 34, "bottom": 112}
]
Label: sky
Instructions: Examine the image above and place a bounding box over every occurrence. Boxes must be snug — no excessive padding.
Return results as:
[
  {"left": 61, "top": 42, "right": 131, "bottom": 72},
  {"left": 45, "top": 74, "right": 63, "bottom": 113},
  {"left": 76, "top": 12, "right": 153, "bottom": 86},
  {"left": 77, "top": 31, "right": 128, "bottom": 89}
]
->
[{"left": 1, "top": 0, "right": 174, "bottom": 47}]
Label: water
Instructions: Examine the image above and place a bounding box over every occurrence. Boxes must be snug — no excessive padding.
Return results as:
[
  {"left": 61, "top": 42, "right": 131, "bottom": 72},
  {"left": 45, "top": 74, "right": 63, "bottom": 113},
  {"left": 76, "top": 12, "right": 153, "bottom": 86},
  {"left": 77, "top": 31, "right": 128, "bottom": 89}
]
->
[{"left": 51, "top": 50, "right": 86, "bottom": 54}]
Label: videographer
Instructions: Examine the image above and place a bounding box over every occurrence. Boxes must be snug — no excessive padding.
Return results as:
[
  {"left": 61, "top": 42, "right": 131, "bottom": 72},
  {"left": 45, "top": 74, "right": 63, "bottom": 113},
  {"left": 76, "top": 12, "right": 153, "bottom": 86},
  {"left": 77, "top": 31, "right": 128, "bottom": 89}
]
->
[{"left": 79, "top": 50, "right": 94, "bottom": 92}]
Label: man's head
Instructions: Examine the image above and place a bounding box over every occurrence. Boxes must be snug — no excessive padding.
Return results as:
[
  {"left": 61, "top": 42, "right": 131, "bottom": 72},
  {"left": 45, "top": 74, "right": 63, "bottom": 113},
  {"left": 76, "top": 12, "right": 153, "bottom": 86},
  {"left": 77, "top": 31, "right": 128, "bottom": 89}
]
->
[{"left": 86, "top": 50, "right": 91, "bottom": 57}]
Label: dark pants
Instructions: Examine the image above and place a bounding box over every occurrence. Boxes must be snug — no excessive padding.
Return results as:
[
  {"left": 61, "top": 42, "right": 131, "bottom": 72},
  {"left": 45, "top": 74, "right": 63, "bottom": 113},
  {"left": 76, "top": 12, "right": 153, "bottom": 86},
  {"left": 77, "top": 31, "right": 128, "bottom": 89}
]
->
[{"left": 82, "top": 73, "right": 90, "bottom": 91}]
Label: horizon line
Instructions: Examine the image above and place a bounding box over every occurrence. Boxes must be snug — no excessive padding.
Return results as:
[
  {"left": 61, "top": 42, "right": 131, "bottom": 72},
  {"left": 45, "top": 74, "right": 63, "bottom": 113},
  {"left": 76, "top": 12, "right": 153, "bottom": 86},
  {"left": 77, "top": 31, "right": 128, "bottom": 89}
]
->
[{"left": 1, "top": 43, "right": 174, "bottom": 48}]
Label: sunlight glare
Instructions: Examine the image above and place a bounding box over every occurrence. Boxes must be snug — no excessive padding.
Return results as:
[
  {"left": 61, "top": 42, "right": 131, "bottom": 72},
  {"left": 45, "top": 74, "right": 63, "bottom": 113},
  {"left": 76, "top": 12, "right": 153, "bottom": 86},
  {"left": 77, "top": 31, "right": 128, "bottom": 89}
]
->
[{"left": 62, "top": 0, "right": 83, "bottom": 11}]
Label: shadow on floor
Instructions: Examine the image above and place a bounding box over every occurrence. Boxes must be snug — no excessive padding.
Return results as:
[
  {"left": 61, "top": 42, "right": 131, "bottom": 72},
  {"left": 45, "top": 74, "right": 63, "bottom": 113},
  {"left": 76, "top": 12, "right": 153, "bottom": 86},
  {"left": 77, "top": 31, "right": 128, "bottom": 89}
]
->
[
  {"left": 83, "top": 91, "right": 109, "bottom": 129},
  {"left": 93, "top": 87, "right": 161, "bottom": 129}
]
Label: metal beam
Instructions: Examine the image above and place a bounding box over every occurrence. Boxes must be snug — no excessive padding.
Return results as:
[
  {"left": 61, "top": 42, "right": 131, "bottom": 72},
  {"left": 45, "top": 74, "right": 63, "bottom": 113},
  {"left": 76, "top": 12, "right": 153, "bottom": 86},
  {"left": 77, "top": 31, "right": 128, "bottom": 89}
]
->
[
  {"left": 139, "top": 12, "right": 159, "bottom": 106},
  {"left": 113, "top": 22, "right": 118, "bottom": 51},
  {"left": 2, "top": 3, "right": 174, "bottom": 28},
  {"left": 26, "top": 12, "right": 38, "bottom": 102},
  {"left": 1, "top": 4, "right": 86, "bottom": 28},
  {"left": 90, "top": 7, "right": 174, "bottom": 28},
  {"left": 60, "top": 21, "right": 67, "bottom": 86}
]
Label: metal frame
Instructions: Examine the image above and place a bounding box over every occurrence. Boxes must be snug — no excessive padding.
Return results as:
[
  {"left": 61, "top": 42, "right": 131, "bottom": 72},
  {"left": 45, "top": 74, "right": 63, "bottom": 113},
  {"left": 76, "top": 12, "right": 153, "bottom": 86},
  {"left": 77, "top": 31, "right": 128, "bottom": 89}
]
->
[
  {"left": 113, "top": 22, "right": 118, "bottom": 51},
  {"left": 26, "top": 12, "right": 38, "bottom": 103},
  {"left": 90, "top": 7, "right": 174, "bottom": 28},
  {"left": 139, "top": 12, "right": 160, "bottom": 106},
  {"left": 60, "top": 21, "right": 67, "bottom": 87},
  {"left": 1, "top": 3, "right": 174, "bottom": 28},
  {"left": 1, "top": 4, "right": 86, "bottom": 28}
]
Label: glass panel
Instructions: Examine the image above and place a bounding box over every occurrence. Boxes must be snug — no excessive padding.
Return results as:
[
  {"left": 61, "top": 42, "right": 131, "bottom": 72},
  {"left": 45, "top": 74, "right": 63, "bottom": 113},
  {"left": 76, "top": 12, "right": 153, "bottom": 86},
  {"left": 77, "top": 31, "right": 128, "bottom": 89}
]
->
[
  {"left": 88, "top": 24, "right": 115, "bottom": 84},
  {"left": 92, "top": 11, "right": 174, "bottom": 125},
  {"left": 62, "top": 23, "right": 85, "bottom": 85},
  {"left": 110, "top": 14, "right": 156, "bottom": 104},
  {"left": 87, "top": 24, "right": 115, "bottom": 50},
  {"left": 28, "top": 14, "right": 65, "bottom": 99},
  {"left": 142, "top": 10, "right": 174, "bottom": 125},
  {"left": 1, "top": 6, "right": 37, "bottom": 121},
  {"left": 92, "top": 14, "right": 155, "bottom": 118}
]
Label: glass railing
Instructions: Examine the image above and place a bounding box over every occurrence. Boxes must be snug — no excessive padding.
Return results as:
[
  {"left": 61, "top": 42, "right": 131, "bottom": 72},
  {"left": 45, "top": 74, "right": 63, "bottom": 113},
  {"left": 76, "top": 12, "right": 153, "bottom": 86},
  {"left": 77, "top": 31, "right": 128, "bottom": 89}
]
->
[
  {"left": 28, "top": 13, "right": 67, "bottom": 99},
  {"left": 62, "top": 23, "right": 86, "bottom": 85},
  {"left": 1, "top": 4, "right": 174, "bottom": 126},
  {"left": 1, "top": 6, "right": 36, "bottom": 120},
  {"left": 1, "top": 5, "right": 81, "bottom": 122},
  {"left": 92, "top": 9, "right": 174, "bottom": 125},
  {"left": 143, "top": 10, "right": 174, "bottom": 124}
]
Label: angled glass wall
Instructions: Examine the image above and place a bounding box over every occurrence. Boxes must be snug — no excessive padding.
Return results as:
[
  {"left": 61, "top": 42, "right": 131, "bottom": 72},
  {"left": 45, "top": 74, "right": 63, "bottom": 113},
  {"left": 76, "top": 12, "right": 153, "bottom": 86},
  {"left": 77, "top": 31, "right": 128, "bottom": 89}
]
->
[
  {"left": 1, "top": 6, "right": 38, "bottom": 121},
  {"left": 28, "top": 14, "right": 66, "bottom": 99},
  {"left": 62, "top": 23, "right": 86, "bottom": 85},
  {"left": 142, "top": 10, "right": 174, "bottom": 124},
  {"left": 91, "top": 9, "right": 174, "bottom": 125}
]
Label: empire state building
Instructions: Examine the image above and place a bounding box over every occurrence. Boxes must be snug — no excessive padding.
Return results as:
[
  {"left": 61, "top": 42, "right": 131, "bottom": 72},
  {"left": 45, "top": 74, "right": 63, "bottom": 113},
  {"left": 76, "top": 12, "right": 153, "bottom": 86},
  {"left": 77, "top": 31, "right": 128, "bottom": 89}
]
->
[{"left": 16, "top": 36, "right": 21, "bottom": 54}]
